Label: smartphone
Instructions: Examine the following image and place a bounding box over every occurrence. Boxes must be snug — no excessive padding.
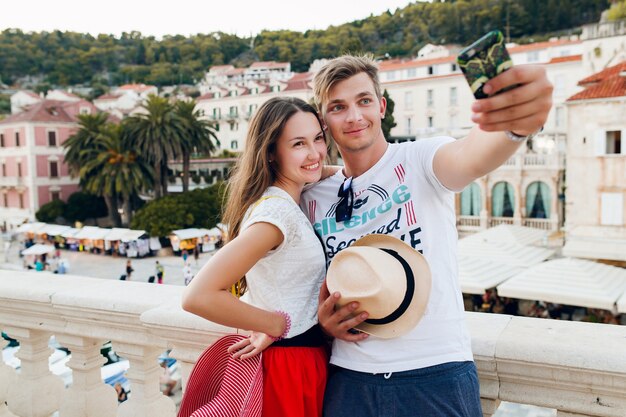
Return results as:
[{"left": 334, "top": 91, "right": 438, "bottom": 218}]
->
[{"left": 457, "top": 30, "right": 514, "bottom": 99}]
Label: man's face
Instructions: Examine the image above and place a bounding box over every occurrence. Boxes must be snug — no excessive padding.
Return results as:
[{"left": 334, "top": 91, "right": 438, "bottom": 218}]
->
[{"left": 322, "top": 72, "right": 387, "bottom": 154}]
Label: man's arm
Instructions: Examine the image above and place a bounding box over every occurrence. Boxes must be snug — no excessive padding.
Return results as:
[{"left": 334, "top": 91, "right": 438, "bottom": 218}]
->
[{"left": 434, "top": 65, "right": 553, "bottom": 191}]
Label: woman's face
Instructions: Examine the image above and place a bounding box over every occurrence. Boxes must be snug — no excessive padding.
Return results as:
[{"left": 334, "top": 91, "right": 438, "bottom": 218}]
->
[{"left": 272, "top": 111, "right": 327, "bottom": 188}]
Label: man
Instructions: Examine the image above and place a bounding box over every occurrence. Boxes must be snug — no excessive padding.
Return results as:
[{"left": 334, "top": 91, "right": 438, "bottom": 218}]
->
[
  {"left": 155, "top": 260, "right": 165, "bottom": 284},
  {"left": 300, "top": 55, "right": 552, "bottom": 416}
]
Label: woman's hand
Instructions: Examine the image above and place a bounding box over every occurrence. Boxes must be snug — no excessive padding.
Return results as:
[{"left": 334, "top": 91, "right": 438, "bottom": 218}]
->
[{"left": 228, "top": 332, "right": 274, "bottom": 360}]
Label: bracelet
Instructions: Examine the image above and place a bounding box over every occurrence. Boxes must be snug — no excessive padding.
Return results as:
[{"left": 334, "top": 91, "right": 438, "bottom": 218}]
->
[
  {"left": 504, "top": 126, "right": 543, "bottom": 143},
  {"left": 270, "top": 310, "right": 291, "bottom": 341}
]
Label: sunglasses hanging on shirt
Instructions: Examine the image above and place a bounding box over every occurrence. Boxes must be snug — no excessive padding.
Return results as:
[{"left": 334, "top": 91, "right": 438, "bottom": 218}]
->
[{"left": 335, "top": 177, "right": 354, "bottom": 222}]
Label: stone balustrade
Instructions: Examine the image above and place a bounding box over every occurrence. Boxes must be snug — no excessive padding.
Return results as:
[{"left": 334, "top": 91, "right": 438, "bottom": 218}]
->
[
  {"left": 501, "top": 153, "right": 565, "bottom": 170},
  {"left": 1, "top": 271, "right": 625, "bottom": 417}
]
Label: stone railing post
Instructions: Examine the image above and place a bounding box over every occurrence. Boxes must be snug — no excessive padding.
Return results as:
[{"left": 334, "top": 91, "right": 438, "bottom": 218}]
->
[
  {"left": 4, "top": 327, "right": 64, "bottom": 417},
  {"left": 114, "top": 343, "right": 175, "bottom": 417},
  {"left": 55, "top": 335, "right": 117, "bottom": 417},
  {"left": 0, "top": 339, "right": 18, "bottom": 417}
]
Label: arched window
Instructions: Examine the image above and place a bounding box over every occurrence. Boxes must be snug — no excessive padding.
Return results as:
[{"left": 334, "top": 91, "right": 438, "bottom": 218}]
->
[
  {"left": 526, "top": 181, "right": 551, "bottom": 219},
  {"left": 492, "top": 182, "right": 515, "bottom": 217},
  {"left": 460, "top": 182, "right": 481, "bottom": 216}
]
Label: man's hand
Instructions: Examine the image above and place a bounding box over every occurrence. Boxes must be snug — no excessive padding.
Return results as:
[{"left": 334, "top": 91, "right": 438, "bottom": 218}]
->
[
  {"left": 318, "top": 280, "right": 369, "bottom": 342},
  {"left": 470, "top": 65, "right": 553, "bottom": 136}
]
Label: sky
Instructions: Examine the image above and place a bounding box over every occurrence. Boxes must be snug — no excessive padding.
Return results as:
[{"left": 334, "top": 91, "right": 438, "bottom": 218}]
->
[{"left": 1, "top": 0, "right": 419, "bottom": 38}]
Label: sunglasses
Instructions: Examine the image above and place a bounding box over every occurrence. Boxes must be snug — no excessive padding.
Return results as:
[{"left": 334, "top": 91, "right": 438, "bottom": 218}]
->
[{"left": 335, "top": 177, "right": 354, "bottom": 222}]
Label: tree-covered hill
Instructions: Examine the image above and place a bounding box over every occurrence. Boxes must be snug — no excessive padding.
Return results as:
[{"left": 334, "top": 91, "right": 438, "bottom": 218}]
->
[{"left": 0, "top": 0, "right": 609, "bottom": 87}]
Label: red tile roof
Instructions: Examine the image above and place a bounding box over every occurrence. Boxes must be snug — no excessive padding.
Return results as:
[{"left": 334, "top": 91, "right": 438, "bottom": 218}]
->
[
  {"left": 548, "top": 54, "right": 582, "bottom": 64},
  {"left": 226, "top": 68, "right": 245, "bottom": 76},
  {"left": 118, "top": 83, "right": 155, "bottom": 92},
  {"left": 0, "top": 100, "right": 97, "bottom": 124},
  {"left": 95, "top": 93, "right": 123, "bottom": 101},
  {"left": 508, "top": 39, "right": 581, "bottom": 53},
  {"left": 19, "top": 90, "right": 42, "bottom": 99},
  {"left": 567, "top": 61, "right": 626, "bottom": 101},
  {"left": 249, "top": 61, "right": 289, "bottom": 69},
  {"left": 197, "top": 92, "right": 216, "bottom": 101},
  {"left": 379, "top": 56, "right": 455, "bottom": 72}
]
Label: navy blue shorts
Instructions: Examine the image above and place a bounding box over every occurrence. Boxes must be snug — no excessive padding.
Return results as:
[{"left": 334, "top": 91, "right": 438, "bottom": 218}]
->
[{"left": 323, "top": 361, "right": 482, "bottom": 417}]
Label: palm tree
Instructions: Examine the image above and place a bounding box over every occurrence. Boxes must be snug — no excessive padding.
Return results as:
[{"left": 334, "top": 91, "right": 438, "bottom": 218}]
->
[
  {"left": 80, "top": 123, "right": 154, "bottom": 226},
  {"left": 174, "top": 100, "right": 220, "bottom": 192},
  {"left": 63, "top": 112, "right": 122, "bottom": 226},
  {"left": 125, "top": 95, "right": 184, "bottom": 198}
]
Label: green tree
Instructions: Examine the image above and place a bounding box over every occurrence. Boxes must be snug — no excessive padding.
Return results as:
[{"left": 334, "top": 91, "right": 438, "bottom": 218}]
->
[
  {"left": 131, "top": 182, "right": 225, "bottom": 237},
  {"left": 174, "top": 100, "right": 220, "bottom": 192},
  {"left": 125, "top": 95, "right": 183, "bottom": 199},
  {"left": 607, "top": 0, "right": 626, "bottom": 20},
  {"left": 80, "top": 123, "right": 154, "bottom": 226},
  {"left": 381, "top": 89, "right": 397, "bottom": 140},
  {"left": 63, "top": 112, "right": 122, "bottom": 226},
  {"left": 64, "top": 192, "right": 108, "bottom": 223},
  {"left": 36, "top": 199, "right": 67, "bottom": 223}
]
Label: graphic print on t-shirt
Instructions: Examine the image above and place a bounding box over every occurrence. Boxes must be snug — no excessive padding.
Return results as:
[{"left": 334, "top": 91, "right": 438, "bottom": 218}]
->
[{"left": 309, "top": 167, "right": 424, "bottom": 265}]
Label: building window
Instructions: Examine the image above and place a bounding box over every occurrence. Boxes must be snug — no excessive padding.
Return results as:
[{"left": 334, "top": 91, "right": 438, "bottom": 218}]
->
[
  {"left": 427, "top": 116, "right": 434, "bottom": 128},
  {"left": 526, "top": 182, "right": 551, "bottom": 219},
  {"left": 3, "top": 194, "right": 7, "bottom": 207},
  {"left": 406, "top": 117, "right": 412, "bottom": 135},
  {"left": 451, "top": 63, "right": 458, "bottom": 72},
  {"left": 427, "top": 89, "right": 434, "bottom": 107},
  {"left": 450, "top": 87, "right": 457, "bottom": 106},
  {"left": 230, "top": 122, "right": 238, "bottom": 131},
  {"left": 49, "top": 161, "right": 59, "bottom": 178},
  {"left": 48, "top": 131, "right": 57, "bottom": 146},
  {"left": 605, "top": 131, "right": 622, "bottom": 154},
  {"left": 18, "top": 193, "right": 24, "bottom": 209},
  {"left": 601, "top": 192, "right": 623, "bottom": 225},
  {"left": 15, "top": 132, "right": 20, "bottom": 147},
  {"left": 449, "top": 114, "right": 458, "bottom": 129},
  {"left": 554, "top": 74, "right": 565, "bottom": 97},
  {"left": 51, "top": 191, "right": 61, "bottom": 201},
  {"left": 229, "top": 106, "right": 238, "bottom": 118},
  {"left": 527, "top": 51, "right": 539, "bottom": 62},
  {"left": 17, "top": 162, "right": 22, "bottom": 177},
  {"left": 0, "top": 133, "right": 4, "bottom": 147},
  {"left": 230, "top": 140, "right": 238, "bottom": 150},
  {"left": 215, "top": 123, "right": 220, "bottom": 132},
  {"left": 428, "top": 66, "right": 434, "bottom": 75},
  {"left": 407, "top": 68, "right": 416, "bottom": 78},
  {"left": 404, "top": 91, "right": 413, "bottom": 110},
  {"left": 386, "top": 71, "right": 396, "bottom": 81},
  {"left": 248, "top": 104, "right": 257, "bottom": 115},
  {"left": 460, "top": 183, "right": 481, "bottom": 216},
  {"left": 492, "top": 182, "right": 515, "bottom": 217},
  {"left": 1, "top": 163, "right": 5, "bottom": 177},
  {"left": 555, "top": 107, "right": 564, "bottom": 128}
]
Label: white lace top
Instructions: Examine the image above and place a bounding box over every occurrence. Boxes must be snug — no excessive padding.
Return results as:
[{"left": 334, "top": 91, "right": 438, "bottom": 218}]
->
[{"left": 240, "top": 186, "right": 326, "bottom": 338}]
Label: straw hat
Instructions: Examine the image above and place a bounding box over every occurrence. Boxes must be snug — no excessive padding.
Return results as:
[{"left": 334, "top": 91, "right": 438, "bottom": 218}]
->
[
  {"left": 177, "top": 334, "right": 263, "bottom": 417},
  {"left": 326, "top": 234, "right": 432, "bottom": 339}
]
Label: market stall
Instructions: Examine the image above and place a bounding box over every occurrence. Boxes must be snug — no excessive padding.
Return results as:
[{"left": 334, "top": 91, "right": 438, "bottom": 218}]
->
[
  {"left": 73, "top": 226, "right": 110, "bottom": 253},
  {"left": 169, "top": 228, "right": 211, "bottom": 254}
]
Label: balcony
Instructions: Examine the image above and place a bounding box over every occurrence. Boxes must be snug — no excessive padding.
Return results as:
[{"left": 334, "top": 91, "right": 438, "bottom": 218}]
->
[
  {"left": 582, "top": 19, "right": 626, "bottom": 40},
  {"left": 1, "top": 272, "right": 625, "bottom": 417},
  {"left": 499, "top": 153, "right": 566, "bottom": 171},
  {"left": 0, "top": 177, "right": 23, "bottom": 188}
]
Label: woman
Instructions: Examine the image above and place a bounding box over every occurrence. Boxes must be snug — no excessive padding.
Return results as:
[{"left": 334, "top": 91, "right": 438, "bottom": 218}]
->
[{"left": 182, "top": 97, "right": 330, "bottom": 417}]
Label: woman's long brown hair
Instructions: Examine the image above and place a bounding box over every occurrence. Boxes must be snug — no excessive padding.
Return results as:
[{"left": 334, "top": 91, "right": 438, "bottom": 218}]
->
[{"left": 222, "top": 97, "right": 325, "bottom": 296}]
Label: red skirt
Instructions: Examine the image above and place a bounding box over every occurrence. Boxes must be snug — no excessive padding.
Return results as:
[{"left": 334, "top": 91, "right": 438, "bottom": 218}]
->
[{"left": 261, "top": 345, "right": 328, "bottom": 417}]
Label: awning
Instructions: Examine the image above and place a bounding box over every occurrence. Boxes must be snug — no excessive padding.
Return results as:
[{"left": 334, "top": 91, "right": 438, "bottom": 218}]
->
[
  {"left": 170, "top": 228, "right": 211, "bottom": 240},
  {"left": 208, "top": 227, "right": 222, "bottom": 237},
  {"left": 462, "top": 224, "right": 549, "bottom": 246},
  {"left": 104, "top": 228, "right": 131, "bottom": 241},
  {"left": 21, "top": 243, "right": 56, "bottom": 256},
  {"left": 15, "top": 222, "right": 46, "bottom": 234},
  {"left": 61, "top": 228, "right": 80, "bottom": 239},
  {"left": 458, "top": 256, "right": 526, "bottom": 295},
  {"left": 73, "top": 226, "right": 110, "bottom": 240},
  {"left": 497, "top": 258, "right": 626, "bottom": 310},
  {"left": 121, "top": 230, "right": 147, "bottom": 242},
  {"left": 563, "top": 236, "right": 626, "bottom": 262},
  {"left": 618, "top": 292, "right": 626, "bottom": 314},
  {"left": 458, "top": 239, "right": 554, "bottom": 268},
  {"left": 37, "top": 224, "right": 71, "bottom": 236}
]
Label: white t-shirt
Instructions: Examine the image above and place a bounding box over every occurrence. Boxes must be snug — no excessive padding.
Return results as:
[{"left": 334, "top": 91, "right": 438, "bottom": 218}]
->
[
  {"left": 241, "top": 186, "right": 326, "bottom": 338},
  {"left": 300, "top": 137, "right": 473, "bottom": 373}
]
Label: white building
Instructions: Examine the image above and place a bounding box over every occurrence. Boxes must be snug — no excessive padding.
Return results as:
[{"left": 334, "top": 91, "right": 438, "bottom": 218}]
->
[
  {"left": 93, "top": 84, "right": 157, "bottom": 117},
  {"left": 562, "top": 61, "right": 626, "bottom": 264},
  {"left": 10, "top": 91, "right": 42, "bottom": 114}
]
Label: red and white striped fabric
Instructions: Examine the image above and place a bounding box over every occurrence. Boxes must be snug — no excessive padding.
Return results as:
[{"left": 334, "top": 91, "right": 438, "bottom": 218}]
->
[{"left": 178, "top": 334, "right": 263, "bottom": 417}]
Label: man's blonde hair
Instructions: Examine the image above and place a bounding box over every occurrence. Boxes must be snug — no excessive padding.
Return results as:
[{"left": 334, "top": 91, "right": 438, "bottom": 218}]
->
[{"left": 313, "top": 54, "right": 381, "bottom": 114}]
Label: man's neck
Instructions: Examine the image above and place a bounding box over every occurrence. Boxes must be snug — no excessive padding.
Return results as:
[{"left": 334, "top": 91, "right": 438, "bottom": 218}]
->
[{"left": 340, "top": 138, "right": 389, "bottom": 178}]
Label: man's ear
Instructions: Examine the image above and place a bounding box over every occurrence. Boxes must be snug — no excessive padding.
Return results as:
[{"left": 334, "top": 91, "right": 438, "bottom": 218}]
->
[{"left": 379, "top": 96, "right": 387, "bottom": 119}]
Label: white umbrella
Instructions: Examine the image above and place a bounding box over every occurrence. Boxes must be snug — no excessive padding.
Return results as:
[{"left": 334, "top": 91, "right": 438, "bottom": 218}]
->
[{"left": 21, "top": 244, "right": 56, "bottom": 256}]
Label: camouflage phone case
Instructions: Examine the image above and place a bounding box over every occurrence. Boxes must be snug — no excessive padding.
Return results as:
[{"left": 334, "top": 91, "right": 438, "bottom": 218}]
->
[{"left": 457, "top": 30, "right": 514, "bottom": 99}]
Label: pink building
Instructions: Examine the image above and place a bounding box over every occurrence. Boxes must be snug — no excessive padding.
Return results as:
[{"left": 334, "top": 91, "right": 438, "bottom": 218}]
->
[{"left": 0, "top": 99, "right": 98, "bottom": 229}]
